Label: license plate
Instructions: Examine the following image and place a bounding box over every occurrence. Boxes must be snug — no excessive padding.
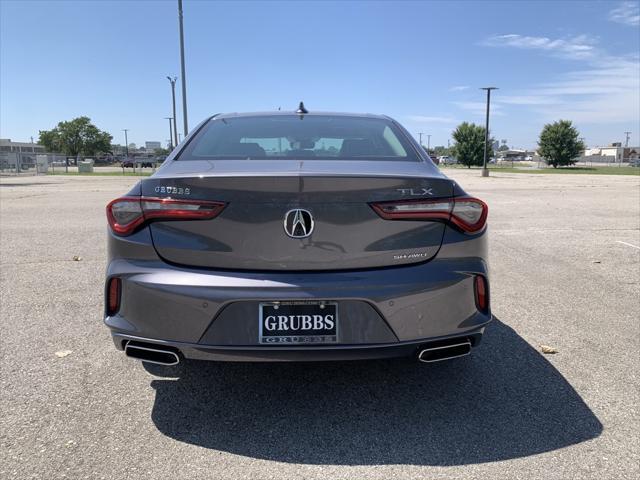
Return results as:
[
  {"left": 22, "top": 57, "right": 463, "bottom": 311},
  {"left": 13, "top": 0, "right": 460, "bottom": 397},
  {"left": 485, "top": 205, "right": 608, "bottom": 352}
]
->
[{"left": 259, "top": 301, "right": 338, "bottom": 344}]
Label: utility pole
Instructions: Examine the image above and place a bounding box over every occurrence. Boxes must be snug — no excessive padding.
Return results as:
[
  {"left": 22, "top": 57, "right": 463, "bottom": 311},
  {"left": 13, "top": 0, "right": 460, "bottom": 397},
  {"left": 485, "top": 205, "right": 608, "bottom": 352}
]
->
[
  {"left": 178, "top": 0, "right": 189, "bottom": 137},
  {"left": 480, "top": 87, "right": 498, "bottom": 177},
  {"left": 167, "top": 76, "right": 178, "bottom": 146},
  {"left": 164, "top": 117, "right": 174, "bottom": 150},
  {"left": 624, "top": 131, "right": 631, "bottom": 147},
  {"left": 418, "top": 132, "right": 424, "bottom": 146},
  {"left": 123, "top": 129, "right": 129, "bottom": 158},
  {"left": 427, "top": 134, "right": 431, "bottom": 152}
]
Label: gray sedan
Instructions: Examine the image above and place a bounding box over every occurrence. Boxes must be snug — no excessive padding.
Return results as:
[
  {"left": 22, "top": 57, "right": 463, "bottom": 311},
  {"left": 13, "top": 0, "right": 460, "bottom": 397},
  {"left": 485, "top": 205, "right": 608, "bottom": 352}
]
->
[{"left": 104, "top": 108, "right": 491, "bottom": 365}]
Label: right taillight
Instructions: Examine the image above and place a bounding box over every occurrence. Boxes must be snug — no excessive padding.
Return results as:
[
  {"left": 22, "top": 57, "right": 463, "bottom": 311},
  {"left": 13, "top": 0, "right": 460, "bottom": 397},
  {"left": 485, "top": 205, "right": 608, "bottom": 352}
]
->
[
  {"left": 106, "top": 196, "right": 226, "bottom": 236},
  {"left": 107, "top": 277, "right": 121, "bottom": 316},
  {"left": 449, "top": 198, "right": 488, "bottom": 233},
  {"left": 474, "top": 274, "right": 489, "bottom": 313},
  {"left": 370, "top": 196, "right": 488, "bottom": 233}
]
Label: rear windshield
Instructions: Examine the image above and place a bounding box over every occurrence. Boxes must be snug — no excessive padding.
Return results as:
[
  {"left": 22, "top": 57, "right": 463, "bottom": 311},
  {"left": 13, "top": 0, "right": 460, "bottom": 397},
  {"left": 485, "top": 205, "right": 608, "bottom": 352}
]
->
[{"left": 178, "top": 115, "right": 419, "bottom": 161}]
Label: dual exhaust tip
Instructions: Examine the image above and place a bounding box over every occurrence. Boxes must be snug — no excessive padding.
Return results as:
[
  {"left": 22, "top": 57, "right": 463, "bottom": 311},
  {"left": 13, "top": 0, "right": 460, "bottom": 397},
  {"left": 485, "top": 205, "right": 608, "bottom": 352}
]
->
[
  {"left": 417, "top": 340, "right": 472, "bottom": 363},
  {"left": 125, "top": 342, "right": 180, "bottom": 366}
]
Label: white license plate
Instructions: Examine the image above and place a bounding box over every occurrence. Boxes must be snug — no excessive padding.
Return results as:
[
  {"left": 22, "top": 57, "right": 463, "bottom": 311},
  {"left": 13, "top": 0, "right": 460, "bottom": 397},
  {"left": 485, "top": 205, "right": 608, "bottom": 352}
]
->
[{"left": 259, "top": 301, "right": 338, "bottom": 344}]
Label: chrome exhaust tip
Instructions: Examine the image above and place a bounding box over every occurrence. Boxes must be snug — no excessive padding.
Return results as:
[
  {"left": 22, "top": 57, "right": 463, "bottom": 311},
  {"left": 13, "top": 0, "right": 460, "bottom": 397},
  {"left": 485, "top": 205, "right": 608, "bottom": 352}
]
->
[
  {"left": 418, "top": 340, "right": 472, "bottom": 363},
  {"left": 125, "top": 342, "right": 180, "bottom": 366}
]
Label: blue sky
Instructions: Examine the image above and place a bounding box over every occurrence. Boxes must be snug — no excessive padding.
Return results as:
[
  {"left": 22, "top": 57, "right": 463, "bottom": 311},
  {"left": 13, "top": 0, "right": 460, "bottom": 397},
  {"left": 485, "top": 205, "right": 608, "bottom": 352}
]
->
[{"left": 1, "top": 0, "right": 639, "bottom": 149}]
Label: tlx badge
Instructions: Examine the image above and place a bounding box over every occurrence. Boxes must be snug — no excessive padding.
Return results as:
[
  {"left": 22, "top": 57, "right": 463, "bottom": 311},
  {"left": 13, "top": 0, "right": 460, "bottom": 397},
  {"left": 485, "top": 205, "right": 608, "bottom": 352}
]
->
[{"left": 396, "top": 188, "right": 433, "bottom": 196}]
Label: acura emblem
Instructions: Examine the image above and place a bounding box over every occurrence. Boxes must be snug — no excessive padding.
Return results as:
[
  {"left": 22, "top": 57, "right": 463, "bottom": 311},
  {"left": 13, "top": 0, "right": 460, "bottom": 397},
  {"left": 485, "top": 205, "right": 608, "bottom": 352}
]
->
[{"left": 284, "top": 209, "right": 314, "bottom": 238}]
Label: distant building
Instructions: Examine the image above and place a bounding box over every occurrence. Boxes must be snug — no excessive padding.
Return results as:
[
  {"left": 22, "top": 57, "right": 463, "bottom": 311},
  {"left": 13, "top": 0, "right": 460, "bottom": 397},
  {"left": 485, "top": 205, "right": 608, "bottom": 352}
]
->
[
  {"left": 497, "top": 149, "right": 534, "bottom": 161},
  {"left": 145, "top": 141, "right": 161, "bottom": 151},
  {"left": 0, "top": 138, "right": 46, "bottom": 154},
  {"left": 583, "top": 144, "right": 639, "bottom": 162}
]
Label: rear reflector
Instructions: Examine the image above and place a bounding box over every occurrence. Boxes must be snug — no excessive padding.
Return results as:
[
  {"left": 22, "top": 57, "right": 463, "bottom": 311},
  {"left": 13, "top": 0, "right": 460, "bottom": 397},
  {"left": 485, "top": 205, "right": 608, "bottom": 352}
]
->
[
  {"left": 371, "top": 196, "right": 488, "bottom": 233},
  {"left": 107, "top": 277, "right": 121, "bottom": 316},
  {"left": 474, "top": 275, "right": 489, "bottom": 313},
  {"left": 106, "top": 196, "right": 226, "bottom": 236}
]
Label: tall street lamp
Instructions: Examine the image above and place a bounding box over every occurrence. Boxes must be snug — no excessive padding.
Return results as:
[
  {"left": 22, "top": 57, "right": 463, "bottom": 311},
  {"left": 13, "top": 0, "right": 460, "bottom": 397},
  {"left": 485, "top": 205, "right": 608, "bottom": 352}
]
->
[
  {"left": 164, "top": 117, "right": 174, "bottom": 150},
  {"left": 178, "top": 0, "right": 189, "bottom": 137},
  {"left": 122, "top": 129, "right": 129, "bottom": 158},
  {"left": 480, "top": 87, "right": 498, "bottom": 177},
  {"left": 166, "top": 76, "right": 178, "bottom": 146}
]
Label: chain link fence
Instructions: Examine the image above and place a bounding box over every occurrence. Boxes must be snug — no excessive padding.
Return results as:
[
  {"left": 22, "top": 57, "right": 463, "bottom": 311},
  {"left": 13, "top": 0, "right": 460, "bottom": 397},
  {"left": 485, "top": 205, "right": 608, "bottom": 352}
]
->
[{"left": 0, "top": 153, "right": 164, "bottom": 175}]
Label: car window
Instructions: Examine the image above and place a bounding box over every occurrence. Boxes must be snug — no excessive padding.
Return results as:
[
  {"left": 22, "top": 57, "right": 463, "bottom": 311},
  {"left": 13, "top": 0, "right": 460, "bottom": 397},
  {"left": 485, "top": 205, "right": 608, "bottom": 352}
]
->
[{"left": 180, "top": 115, "right": 419, "bottom": 161}]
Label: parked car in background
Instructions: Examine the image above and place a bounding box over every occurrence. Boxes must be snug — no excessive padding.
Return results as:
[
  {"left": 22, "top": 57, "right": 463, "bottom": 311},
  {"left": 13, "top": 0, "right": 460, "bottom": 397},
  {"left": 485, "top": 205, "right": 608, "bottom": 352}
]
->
[
  {"left": 439, "top": 155, "right": 456, "bottom": 165},
  {"left": 121, "top": 158, "right": 154, "bottom": 168},
  {"left": 105, "top": 110, "right": 491, "bottom": 366}
]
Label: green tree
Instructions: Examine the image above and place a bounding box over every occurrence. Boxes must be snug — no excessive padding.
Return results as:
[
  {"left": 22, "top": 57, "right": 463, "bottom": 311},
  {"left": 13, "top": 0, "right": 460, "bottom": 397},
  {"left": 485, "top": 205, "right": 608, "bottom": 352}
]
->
[
  {"left": 38, "top": 117, "right": 112, "bottom": 157},
  {"left": 537, "top": 120, "right": 585, "bottom": 168},
  {"left": 451, "top": 122, "right": 495, "bottom": 168},
  {"left": 154, "top": 147, "right": 170, "bottom": 156},
  {"left": 432, "top": 145, "right": 451, "bottom": 156},
  {"left": 498, "top": 144, "right": 509, "bottom": 151}
]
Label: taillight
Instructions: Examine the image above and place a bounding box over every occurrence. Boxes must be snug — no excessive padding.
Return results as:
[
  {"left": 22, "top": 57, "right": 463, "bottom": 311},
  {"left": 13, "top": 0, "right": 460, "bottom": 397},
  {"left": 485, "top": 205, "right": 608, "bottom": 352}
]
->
[
  {"left": 450, "top": 198, "right": 488, "bottom": 233},
  {"left": 474, "top": 274, "right": 489, "bottom": 313},
  {"left": 107, "top": 277, "right": 121, "bottom": 316},
  {"left": 106, "top": 196, "right": 226, "bottom": 236},
  {"left": 370, "top": 197, "right": 488, "bottom": 233}
]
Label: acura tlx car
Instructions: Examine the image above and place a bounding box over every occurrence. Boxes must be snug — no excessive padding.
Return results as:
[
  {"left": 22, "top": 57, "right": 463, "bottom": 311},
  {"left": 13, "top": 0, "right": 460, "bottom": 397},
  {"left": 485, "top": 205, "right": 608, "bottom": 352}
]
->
[{"left": 104, "top": 107, "right": 491, "bottom": 365}]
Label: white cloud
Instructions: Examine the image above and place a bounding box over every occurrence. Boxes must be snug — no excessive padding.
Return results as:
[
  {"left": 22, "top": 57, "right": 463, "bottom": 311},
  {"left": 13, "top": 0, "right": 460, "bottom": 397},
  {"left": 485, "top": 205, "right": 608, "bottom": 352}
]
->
[
  {"left": 608, "top": 1, "right": 640, "bottom": 26},
  {"left": 406, "top": 115, "right": 457, "bottom": 124},
  {"left": 449, "top": 85, "right": 470, "bottom": 92},
  {"left": 480, "top": 32, "right": 640, "bottom": 125},
  {"left": 452, "top": 101, "right": 504, "bottom": 116},
  {"left": 497, "top": 95, "right": 563, "bottom": 105},
  {"left": 483, "top": 33, "right": 598, "bottom": 60},
  {"left": 531, "top": 57, "right": 640, "bottom": 123}
]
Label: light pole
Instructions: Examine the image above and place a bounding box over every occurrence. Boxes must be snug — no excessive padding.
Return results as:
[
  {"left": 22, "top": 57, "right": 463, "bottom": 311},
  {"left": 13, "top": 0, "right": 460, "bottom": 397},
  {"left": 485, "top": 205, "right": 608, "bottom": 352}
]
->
[
  {"left": 427, "top": 134, "right": 431, "bottom": 152},
  {"left": 167, "top": 76, "right": 178, "bottom": 146},
  {"left": 164, "top": 117, "right": 174, "bottom": 150},
  {"left": 178, "top": 0, "right": 189, "bottom": 137},
  {"left": 418, "top": 132, "right": 424, "bottom": 146},
  {"left": 480, "top": 87, "right": 498, "bottom": 177},
  {"left": 122, "top": 129, "right": 129, "bottom": 158}
]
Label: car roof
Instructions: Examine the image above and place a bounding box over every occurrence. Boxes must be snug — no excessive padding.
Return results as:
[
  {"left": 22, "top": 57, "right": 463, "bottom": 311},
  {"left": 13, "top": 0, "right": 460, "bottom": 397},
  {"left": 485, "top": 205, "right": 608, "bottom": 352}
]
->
[{"left": 213, "top": 111, "right": 391, "bottom": 120}]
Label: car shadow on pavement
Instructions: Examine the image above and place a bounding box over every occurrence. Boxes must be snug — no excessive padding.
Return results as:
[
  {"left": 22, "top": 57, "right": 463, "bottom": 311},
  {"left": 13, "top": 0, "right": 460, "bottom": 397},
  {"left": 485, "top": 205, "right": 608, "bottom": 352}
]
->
[{"left": 147, "top": 318, "right": 602, "bottom": 466}]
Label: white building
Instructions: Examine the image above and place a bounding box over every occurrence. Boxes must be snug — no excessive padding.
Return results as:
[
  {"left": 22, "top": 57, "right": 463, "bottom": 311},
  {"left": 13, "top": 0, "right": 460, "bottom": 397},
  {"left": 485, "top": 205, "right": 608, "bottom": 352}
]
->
[
  {"left": 145, "top": 141, "right": 161, "bottom": 151},
  {"left": 584, "top": 144, "right": 639, "bottom": 162},
  {"left": 0, "top": 138, "right": 46, "bottom": 154}
]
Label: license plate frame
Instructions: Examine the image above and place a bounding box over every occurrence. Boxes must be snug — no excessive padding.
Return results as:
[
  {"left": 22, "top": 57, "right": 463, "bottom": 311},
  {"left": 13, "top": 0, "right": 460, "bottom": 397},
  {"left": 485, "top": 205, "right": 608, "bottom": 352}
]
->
[{"left": 258, "top": 301, "right": 338, "bottom": 345}]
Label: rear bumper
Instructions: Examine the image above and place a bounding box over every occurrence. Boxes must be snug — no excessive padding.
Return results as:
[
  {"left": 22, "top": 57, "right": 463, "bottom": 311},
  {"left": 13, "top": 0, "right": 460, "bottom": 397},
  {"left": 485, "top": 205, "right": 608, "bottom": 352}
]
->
[
  {"left": 112, "top": 329, "right": 487, "bottom": 362},
  {"left": 105, "top": 250, "right": 491, "bottom": 358}
]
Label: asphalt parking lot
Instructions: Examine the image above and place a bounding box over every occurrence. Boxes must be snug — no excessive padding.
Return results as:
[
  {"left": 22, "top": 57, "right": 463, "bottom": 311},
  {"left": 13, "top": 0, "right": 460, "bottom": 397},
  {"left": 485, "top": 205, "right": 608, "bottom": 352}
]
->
[{"left": 1, "top": 170, "right": 638, "bottom": 480}]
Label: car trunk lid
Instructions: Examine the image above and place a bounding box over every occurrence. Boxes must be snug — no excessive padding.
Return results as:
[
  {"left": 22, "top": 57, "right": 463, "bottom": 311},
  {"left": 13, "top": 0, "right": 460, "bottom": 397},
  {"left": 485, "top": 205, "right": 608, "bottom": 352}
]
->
[{"left": 143, "top": 160, "right": 453, "bottom": 271}]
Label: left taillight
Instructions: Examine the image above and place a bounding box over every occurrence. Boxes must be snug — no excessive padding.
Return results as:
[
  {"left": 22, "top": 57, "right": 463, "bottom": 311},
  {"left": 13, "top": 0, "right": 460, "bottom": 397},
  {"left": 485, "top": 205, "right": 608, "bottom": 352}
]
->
[
  {"left": 107, "top": 277, "right": 121, "bottom": 316},
  {"left": 370, "top": 196, "right": 488, "bottom": 233},
  {"left": 106, "top": 196, "right": 226, "bottom": 236}
]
